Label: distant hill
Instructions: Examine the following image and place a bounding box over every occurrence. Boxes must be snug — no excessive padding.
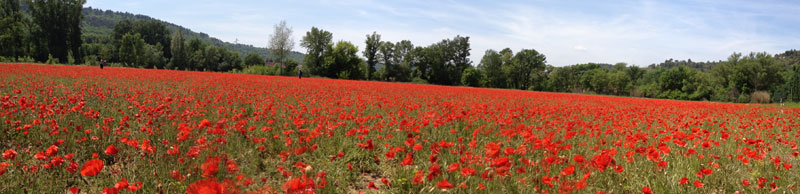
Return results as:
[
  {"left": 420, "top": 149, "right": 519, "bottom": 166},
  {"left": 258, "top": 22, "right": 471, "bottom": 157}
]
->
[{"left": 80, "top": 7, "right": 304, "bottom": 63}]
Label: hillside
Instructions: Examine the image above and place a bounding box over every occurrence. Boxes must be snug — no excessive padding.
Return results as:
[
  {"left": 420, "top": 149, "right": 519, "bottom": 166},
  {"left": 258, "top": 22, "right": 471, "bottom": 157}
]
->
[{"left": 81, "top": 7, "right": 304, "bottom": 63}]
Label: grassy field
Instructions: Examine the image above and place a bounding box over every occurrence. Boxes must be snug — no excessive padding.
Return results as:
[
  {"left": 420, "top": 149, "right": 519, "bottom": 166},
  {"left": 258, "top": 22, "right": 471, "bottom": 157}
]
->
[{"left": 1, "top": 63, "right": 799, "bottom": 193}]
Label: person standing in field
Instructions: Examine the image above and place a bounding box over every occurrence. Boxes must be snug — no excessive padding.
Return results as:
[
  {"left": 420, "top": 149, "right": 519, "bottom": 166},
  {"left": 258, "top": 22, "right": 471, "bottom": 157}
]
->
[
  {"left": 100, "top": 59, "right": 106, "bottom": 69},
  {"left": 298, "top": 68, "right": 302, "bottom": 79}
]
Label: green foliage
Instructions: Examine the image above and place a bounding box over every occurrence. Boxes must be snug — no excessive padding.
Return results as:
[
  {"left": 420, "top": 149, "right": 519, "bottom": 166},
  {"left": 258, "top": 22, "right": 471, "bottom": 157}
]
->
[
  {"left": 169, "top": 29, "right": 187, "bottom": 70},
  {"left": 244, "top": 52, "right": 264, "bottom": 66},
  {"left": 479, "top": 49, "right": 507, "bottom": 88},
  {"left": 280, "top": 59, "right": 298, "bottom": 76},
  {"left": 417, "top": 35, "right": 471, "bottom": 85},
  {"left": 461, "top": 67, "right": 484, "bottom": 87},
  {"left": 240, "top": 64, "right": 280, "bottom": 76},
  {"left": 323, "top": 41, "right": 363, "bottom": 79},
  {"left": 0, "top": 0, "right": 29, "bottom": 58},
  {"left": 118, "top": 33, "right": 145, "bottom": 67},
  {"left": 364, "top": 32, "right": 380, "bottom": 80},
  {"left": 112, "top": 19, "right": 171, "bottom": 61},
  {"left": 28, "top": 0, "right": 85, "bottom": 63},
  {"left": 300, "top": 27, "right": 333, "bottom": 76},
  {"left": 81, "top": 7, "right": 304, "bottom": 63},
  {"left": 377, "top": 41, "right": 393, "bottom": 81},
  {"left": 509, "top": 49, "right": 546, "bottom": 90},
  {"left": 390, "top": 40, "right": 414, "bottom": 82}
]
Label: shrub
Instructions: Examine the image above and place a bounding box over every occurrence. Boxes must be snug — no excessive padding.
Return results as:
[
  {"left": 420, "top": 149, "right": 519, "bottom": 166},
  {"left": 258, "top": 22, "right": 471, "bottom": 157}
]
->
[
  {"left": 750, "top": 91, "right": 770, "bottom": 103},
  {"left": 241, "top": 65, "right": 279, "bottom": 75}
]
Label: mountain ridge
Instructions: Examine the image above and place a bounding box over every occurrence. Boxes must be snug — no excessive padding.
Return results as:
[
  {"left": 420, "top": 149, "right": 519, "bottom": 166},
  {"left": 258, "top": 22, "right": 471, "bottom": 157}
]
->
[{"left": 81, "top": 6, "right": 304, "bottom": 63}]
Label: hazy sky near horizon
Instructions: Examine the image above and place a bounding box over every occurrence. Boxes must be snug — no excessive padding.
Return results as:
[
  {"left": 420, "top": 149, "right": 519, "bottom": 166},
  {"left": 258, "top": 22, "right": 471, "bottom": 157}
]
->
[{"left": 85, "top": 0, "right": 800, "bottom": 67}]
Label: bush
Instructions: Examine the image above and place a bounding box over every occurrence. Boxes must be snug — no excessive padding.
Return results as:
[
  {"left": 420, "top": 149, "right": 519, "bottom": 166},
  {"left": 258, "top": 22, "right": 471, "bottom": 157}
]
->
[
  {"left": 411, "top": 77, "right": 428, "bottom": 84},
  {"left": 750, "top": 91, "right": 770, "bottom": 103},
  {"left": 241, "top": 65, "right": 279, "bottom": 75}
]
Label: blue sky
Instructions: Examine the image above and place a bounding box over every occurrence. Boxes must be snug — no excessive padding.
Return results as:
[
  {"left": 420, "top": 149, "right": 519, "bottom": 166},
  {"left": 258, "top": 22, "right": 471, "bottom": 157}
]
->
[{"left": 85, "top": 0, "right": 800, "bottom": 67}]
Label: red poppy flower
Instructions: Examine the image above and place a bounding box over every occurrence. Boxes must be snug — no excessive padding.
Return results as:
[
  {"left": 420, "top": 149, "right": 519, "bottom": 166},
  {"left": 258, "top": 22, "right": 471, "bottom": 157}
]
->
[
  {"left": 69, "top": 187, "right": 79, "bottom": 194},
  {"left": 0, "top": 162, "right": 8, "bottom": 176},
  {"left": 693, "top": 180, "right": 704, "bottom": 188},
  {"left": 642, "top": 186, "right": 652, "bottom": 194},
  {"left": 201, "top": 156, "right": 220, "bottom": 178},
  {"left": 45, "top": 145, "right": 58, "bottom": 156},
  {"left": 104, "top": 144, "right": 119, "bottom": 156},
  {"left": 2, "top": 149, "right": 16, "bottom": 160},
  {"left": 561, "top": 165, "right": 576, "bottom": 176},
  {"left": 700, "top": 168, "right": 712, "bottom": 175},
  {"left": 80, "top": 159, "right": 104, "bottom": 177},
  {"left": 437, "top": 179, "right": 454, "bottom": 189},
  {"left": 187, "top": 178, "right": 225, "bottom": 194},
  {"left": 485, "top": 142, "right": 501, "bottom": 158},
  {"left": 447, "top": 163, "right": 459, "bottom": 173},
  {"left": 678, "top": 177, "right": 688, "bottom": 185},
  {"left": 381, "top": 177, "right": 390, "bottom": 186}
]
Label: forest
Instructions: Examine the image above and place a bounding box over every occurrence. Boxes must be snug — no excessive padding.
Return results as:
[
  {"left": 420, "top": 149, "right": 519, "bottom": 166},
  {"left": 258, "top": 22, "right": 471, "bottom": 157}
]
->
[{"left": 2, "top": 0, "right": 799, "bottom": 103}]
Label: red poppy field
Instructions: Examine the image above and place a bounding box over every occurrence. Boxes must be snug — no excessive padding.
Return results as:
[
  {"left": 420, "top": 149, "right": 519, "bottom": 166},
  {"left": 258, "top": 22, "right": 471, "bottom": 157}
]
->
[{"left": 1, "top": 63, "right": 799, "bottom": 193}]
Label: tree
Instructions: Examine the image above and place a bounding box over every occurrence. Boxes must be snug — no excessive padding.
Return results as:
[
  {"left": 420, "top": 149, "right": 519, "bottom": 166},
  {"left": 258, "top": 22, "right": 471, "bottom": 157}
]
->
[
  {"left": 324, "top": 41, "right": 363, "bottom": 79},
  {"left": 608, "top": 71, "right": 631, "bottom": 95},
  {"left": 112, "top": 19, "right": 171, "bottom": 62},
  {"left": 118, "top": 33, "right": 145, "bottom": 67},
  {"left": 186, "top": 39, "right": 207, "bottom": 71},
  {"left": 268, "top": 20, "right": 294, "bottom": 67},
  {"left": 478, "top": 49, "right": 505, "bottom": 88},
  {"left": 300, "top": 27, "right": 332, "bottom": 76},
  {"left": 28, "top": 0, "right": 85, "bottom": 63},
  {"left": 141, "top": 43, "right": 165, "bottom": 69},
  {"left": 377, "top": 41, "right": 394, "bottom": 80},
  {"left": 547, "top": 66, "right": 574, "bottom": 92},
  {"left": 133, "top": 20, "right": 171, "bottom": 59},
  {"left": 0, "top": 0, "right": 29, "bottom": 58},
  {"left": 244, "top": 52, "right": 264, "bottom": 66},
  {"left": 391, "top": 40, "right": 414, "bottom": 82},
  {"left": 169, "top": 29, "right": 187, "bottom": 70},
  {"left": 425, "top": 35, "right": 471, "bottom": 85},
  {"left": 363, "top": 32, "right": 380, "bottom": 80},
  {"left": 461, "top": 67, "right": 483, "bottom": 87},
  {"left": 509, "top": 49, "right": 546, "bottom": 90}
]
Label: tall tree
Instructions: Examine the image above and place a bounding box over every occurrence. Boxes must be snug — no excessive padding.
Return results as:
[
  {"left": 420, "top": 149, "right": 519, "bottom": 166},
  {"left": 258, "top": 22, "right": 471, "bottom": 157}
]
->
[
  {"left": 169, "top": 29, "right": 186, "bottom": 70},
  {"left": 509, "top": 49, "right": 546, "bottom": 90},
  {"left": 186, "top": 38, "right": 206, "bottom": 71},
  {"left": 300, "top": 27, "right": 332, "bottom": 76},
  {"left": 363, "top": 32, "right": 380, "bottom": 80},
  {"left": 268, "top": 20, "right": 294, "bottom": 66},
  {"left": 119, "top": 33, "right": 145, "bottom": 67},
  {"left": 478, "top": 49, "right": 505, "bottom": 88},
  {"left": 28, "top": 0, "right": 85, "bottom": 63},
  {"left": 377, "top": 41, "right": 393, "bottom": 80},
  {"left": 390, "top": 40, "right": 414, "bottom": 82},
  {"left": 325, "top": 41, "right": 363, "bottom": 79},
  {"left": 133, "top": 20, "right": 171, "bottom": 59},
  {"left": 0, "top": 0, "right": 29, "bottom": 58}
]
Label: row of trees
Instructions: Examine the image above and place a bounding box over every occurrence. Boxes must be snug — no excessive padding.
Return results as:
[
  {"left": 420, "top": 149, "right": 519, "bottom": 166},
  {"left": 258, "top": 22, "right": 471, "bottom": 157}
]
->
[
  {"left": 293, "top": 26, "right": 800, "bottom": 103},
  {"left": 477, "top": 50, "right": 800, "bottom": 103},
  {"left": 1, "top": 0, "right": 85, "bottom": 63},
  {"left": 1, "top": 1, "right": 291, "bottom": 73},
  {"left": 298, "top": 27, "right": 474, "bottom": 85}
]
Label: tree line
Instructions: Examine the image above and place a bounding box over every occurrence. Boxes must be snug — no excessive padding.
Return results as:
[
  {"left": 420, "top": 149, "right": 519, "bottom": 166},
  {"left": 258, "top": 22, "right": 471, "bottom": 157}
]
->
[
  {"left": 3, "top": 1, "right": 800, "bottom": 103},
  {"left": 295, "top": 26, "right": 800, "bottom": 103}
]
